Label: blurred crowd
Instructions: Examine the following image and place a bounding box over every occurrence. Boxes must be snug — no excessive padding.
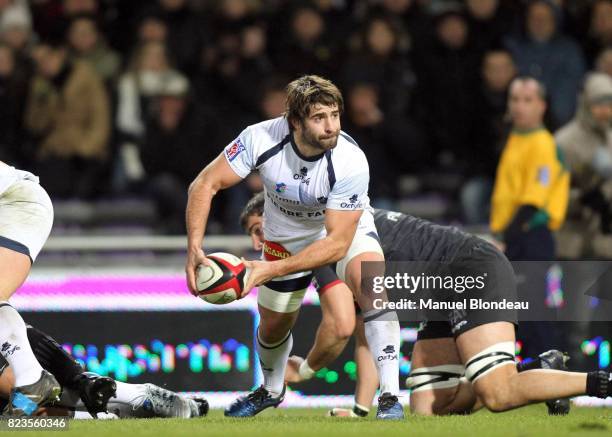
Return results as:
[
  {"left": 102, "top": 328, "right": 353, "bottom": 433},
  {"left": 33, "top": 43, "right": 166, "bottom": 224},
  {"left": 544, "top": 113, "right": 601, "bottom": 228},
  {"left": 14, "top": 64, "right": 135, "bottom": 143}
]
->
[{"left": 0, "top": 0, "right": 611, "bottom": 246}]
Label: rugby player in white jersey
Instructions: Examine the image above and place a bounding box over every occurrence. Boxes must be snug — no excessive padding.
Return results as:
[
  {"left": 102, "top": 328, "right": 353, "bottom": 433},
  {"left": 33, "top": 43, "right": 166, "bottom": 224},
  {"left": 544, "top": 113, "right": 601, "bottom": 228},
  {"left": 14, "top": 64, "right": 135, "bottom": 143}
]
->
[
  {"left": 185, "top": 75, "right": 403, "bottom": 419},
  {"left": 0, "top": 161, "right": 61, "bottom": 415}
]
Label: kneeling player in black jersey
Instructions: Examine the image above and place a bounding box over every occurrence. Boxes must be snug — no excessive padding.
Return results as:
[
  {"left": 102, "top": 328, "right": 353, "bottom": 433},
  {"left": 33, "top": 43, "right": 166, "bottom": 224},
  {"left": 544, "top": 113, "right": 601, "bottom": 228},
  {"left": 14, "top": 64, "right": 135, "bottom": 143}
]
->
[
  {"left": 0, "top": 325, "right": 208, "bottom": 418},
  {"left": 242, "top": 194, "right": 612, "bottom": 417}
]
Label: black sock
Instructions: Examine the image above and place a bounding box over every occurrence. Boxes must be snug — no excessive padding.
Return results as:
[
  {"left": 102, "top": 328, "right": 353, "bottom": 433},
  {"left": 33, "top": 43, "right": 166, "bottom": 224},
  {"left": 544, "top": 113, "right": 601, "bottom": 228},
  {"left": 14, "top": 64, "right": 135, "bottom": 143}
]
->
[
  {"left": 26, "top": 326, "right": 84, "bottom": 389},
  {"left": 586, "top": 371, "right": 609, "bottom": 399}
]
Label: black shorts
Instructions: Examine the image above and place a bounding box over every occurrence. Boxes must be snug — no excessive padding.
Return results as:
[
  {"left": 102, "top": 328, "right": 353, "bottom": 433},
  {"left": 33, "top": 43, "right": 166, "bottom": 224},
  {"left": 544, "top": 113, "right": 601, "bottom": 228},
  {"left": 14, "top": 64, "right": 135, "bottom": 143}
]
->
[
  {"left": 418, "top": 238, "right": 518, "bottom": 339},
  {"left": 312, "top": 265, "right": 342, "bottom": 294},
  {"left": 312, "top": 265, "right": 364, "bottom": 315}
]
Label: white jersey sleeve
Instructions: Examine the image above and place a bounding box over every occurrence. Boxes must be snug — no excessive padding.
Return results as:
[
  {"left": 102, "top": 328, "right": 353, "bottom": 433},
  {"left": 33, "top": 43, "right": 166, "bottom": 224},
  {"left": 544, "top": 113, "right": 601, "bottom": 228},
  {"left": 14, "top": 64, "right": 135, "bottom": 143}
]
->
[
  {"left": 326, "top": 148, "right": 370, "bottom": 211},
  {"left": 222, "top": 127, "right": 256, "bottom": 178},
  {"left": 0, "top": 163, "right": 39, "bottom": 196}
]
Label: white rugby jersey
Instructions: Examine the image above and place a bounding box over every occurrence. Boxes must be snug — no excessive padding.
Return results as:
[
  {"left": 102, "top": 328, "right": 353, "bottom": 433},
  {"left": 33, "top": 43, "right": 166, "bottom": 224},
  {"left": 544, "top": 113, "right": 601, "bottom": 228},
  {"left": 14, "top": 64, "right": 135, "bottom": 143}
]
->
[
  {"left": 223, "top": 116, "right": 377, "bottom": 248},
  {"left": 0, "top": 162, "right": 38, "bottom": 197}
]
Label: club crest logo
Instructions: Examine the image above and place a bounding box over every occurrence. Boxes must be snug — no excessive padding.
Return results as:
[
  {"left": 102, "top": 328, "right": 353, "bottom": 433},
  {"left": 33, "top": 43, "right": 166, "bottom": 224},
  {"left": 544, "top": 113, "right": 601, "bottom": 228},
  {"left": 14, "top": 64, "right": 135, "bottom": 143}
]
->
[{"left": 225, "top": 139, "right": 245, "bottom": 162}]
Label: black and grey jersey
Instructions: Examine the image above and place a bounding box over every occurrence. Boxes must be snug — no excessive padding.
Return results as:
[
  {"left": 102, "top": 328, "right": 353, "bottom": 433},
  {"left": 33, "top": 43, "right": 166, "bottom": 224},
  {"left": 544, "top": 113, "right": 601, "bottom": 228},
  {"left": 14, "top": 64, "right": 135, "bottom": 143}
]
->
[{"left": 373, "top": 209, "right": 476, "bottom": 263}]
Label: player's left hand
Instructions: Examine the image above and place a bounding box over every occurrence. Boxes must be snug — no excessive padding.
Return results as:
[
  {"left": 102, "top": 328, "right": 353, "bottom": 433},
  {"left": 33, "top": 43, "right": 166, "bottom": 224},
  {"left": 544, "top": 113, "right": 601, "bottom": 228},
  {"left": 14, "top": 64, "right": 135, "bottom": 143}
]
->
[{"left": 241, "top": 259, "right": 281, "bottom": 297}]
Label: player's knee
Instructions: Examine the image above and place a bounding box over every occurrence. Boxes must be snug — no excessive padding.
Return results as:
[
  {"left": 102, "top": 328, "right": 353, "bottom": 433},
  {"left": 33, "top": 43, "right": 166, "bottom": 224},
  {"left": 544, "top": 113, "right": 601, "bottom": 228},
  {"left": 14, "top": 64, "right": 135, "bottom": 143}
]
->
[
  {"left": 258, "top": 324, "right": 288, "bottom": 344},
  {"left": 319, "top": 312, "right": 352, "bottom": 344},
  {"left": 432, "top": 390, "right": 461, "bottom": 415},
  {"left": 410, "top": 402, "right": 436, "bottom": 416},
  {"left": 473, "top": 371, "right": 519, "bottom": 413},
  {"left": 476, "top": 383, "right": 515, "bottom": 412},
  {"left": 464, "top": 342, "right": 517, "bottom": 412},
  {"left": 334, "top": 321, "right": 353, "bottom": 341},
  {"left": 320, "top": 296, "right": 354, "bottom": 341},
  {"left": 331, "top": 311, "right": 355, "bottom": 340},
  {"left": 258, "top": 315, "right": 294, "bottom": 344}
]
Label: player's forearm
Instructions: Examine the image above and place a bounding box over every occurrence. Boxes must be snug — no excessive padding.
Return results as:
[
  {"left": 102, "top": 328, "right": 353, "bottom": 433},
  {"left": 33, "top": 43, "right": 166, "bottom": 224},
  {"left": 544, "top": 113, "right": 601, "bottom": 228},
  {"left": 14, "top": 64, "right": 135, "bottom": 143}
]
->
[
  {"left": 186, "top": 154, "right": 244, "bottom": 252},
  {"left": 275, "top": 236, "right": 349, "bottom": 277},
  {"left": 186, "top": 175, "right": 217, "bottom": 251}
]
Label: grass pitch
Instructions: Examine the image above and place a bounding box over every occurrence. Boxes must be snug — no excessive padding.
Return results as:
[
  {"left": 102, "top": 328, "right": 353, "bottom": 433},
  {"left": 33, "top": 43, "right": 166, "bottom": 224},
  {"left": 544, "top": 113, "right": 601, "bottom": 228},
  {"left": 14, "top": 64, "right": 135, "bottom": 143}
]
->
[{"left": 15, "top": 406, "right": 612, "bottom": 437}]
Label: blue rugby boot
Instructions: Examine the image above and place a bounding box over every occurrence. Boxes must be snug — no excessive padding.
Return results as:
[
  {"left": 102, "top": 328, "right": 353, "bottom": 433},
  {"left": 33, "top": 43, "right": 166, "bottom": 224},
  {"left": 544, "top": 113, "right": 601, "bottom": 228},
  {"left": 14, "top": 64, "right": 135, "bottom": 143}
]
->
[
  {"left": 224, "top": 385, "right": 285, "bottom": 417},
  {"left": 376, "top": 392, "right": 404, "bottom": 420}
]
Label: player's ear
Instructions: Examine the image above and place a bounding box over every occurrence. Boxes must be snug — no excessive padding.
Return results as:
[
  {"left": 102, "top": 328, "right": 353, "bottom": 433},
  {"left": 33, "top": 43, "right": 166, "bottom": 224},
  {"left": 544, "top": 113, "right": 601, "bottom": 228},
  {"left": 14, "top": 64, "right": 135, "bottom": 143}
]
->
[{"left": 288, "top": 115, "right": 300, "bottom": 131}]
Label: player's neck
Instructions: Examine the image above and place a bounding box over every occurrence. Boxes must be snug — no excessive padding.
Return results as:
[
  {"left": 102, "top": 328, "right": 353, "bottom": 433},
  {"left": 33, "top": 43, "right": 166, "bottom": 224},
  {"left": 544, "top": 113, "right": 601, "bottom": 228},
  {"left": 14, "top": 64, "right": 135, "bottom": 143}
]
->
[{"left": 291, "top": 132, "right": 325, "bottom": 160}]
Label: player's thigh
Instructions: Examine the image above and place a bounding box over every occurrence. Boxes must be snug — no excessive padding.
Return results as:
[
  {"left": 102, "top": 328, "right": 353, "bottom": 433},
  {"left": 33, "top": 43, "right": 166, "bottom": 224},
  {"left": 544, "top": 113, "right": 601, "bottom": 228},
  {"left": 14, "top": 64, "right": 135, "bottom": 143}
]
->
[
  {"left": 412, "top": 337, "right": 462, "bottom": 368},
  {"left": 345, "top": 251, "right": 383, "bottom": 305},
  {"left": 319, "top": 283, "right": 356, "bottom": 339},
  {"left": 336, "top": 233, "right": 383, "bottom": 300},
  {"left": 455, "top": 322, "right": 517, "bottom": 400},
  {"left": 0, "top": 247, "right": 31, "bottom": 299},
  {"left": 455, "top": 321, "right": 515, "bottom": 362}
]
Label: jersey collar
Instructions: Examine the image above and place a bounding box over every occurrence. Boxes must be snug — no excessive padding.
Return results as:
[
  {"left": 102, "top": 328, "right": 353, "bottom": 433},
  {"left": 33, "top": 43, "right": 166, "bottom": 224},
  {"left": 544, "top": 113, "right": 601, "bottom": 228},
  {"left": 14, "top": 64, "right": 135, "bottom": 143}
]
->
[{"left": 290, "top": 132, "right": 326, "bottom": 162}]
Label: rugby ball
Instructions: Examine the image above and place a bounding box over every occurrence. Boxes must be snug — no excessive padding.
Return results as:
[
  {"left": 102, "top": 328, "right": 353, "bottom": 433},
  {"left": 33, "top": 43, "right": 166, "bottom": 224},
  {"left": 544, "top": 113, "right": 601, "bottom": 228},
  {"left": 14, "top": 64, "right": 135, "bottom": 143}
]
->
[{"left": 196, "top": 252, "right": 248, "bottom": 304}]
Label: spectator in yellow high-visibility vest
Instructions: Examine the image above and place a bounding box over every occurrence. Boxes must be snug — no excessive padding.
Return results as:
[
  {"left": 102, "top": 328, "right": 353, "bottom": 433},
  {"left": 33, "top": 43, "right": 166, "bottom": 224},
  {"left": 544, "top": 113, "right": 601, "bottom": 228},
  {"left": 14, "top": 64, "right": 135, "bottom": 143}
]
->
[{"left": 491, "top": 76, "right": 570, "bottom": 260}]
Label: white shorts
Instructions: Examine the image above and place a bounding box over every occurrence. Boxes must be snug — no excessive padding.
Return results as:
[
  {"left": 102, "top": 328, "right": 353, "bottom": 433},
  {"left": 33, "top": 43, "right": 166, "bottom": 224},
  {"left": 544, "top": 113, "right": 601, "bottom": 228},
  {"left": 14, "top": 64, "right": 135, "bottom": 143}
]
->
[
  {"left": 257, "top": 231, "right": 384, "bottom": 313},
  {"left": 0, "top": 179, "right": 54, "bottom": 262},
  {"left": 257, "top": 285, "right": 308, "bottom": 313},
  {"left": 335, "top": 231, "right": 384, "bottom": 282}
]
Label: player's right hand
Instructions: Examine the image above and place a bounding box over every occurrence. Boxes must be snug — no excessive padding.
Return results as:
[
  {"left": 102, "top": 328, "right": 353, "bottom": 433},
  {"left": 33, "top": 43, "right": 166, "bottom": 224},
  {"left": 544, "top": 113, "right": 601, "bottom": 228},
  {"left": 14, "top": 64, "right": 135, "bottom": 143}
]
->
[
  {"left": 285, "top": 355, "right": 306, "bottom": 384},
  {"left": 185, "top": 247, "right": 210, "bottom": 296}
]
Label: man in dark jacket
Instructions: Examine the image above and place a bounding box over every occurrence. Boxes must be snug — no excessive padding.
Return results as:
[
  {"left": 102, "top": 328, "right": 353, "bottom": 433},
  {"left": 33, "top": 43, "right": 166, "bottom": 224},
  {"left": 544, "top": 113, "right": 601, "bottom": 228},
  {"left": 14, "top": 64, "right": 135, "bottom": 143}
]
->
[{"left": 140, "top": 78, "right": 220, "bottom": 233}]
